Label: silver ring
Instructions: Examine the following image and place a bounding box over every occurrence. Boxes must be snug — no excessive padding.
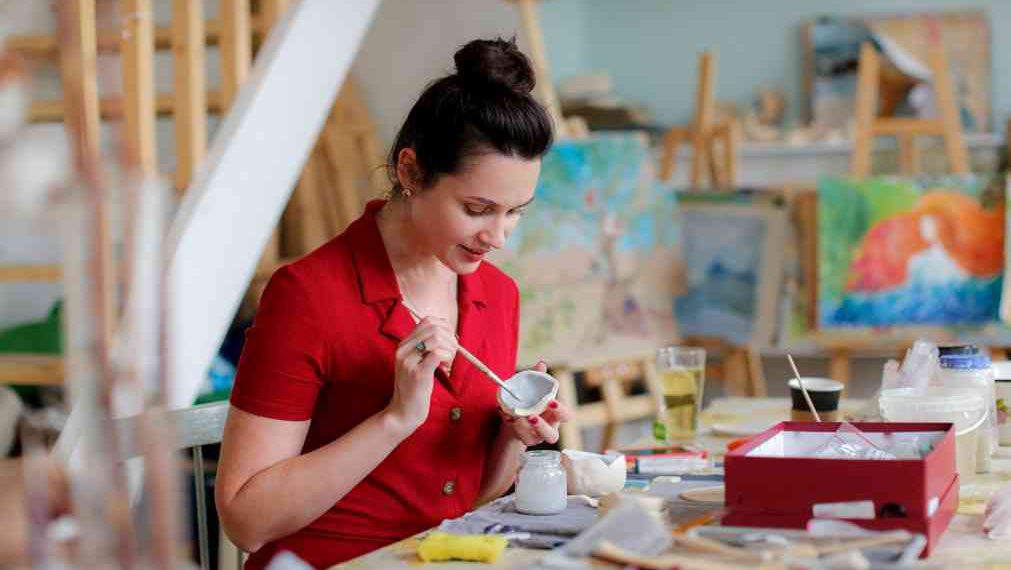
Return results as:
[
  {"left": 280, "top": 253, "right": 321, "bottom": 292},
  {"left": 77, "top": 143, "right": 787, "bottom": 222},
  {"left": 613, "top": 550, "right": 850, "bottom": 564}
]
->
[{"left": 415, "top": 341, "right": 427, "bottom": 354}]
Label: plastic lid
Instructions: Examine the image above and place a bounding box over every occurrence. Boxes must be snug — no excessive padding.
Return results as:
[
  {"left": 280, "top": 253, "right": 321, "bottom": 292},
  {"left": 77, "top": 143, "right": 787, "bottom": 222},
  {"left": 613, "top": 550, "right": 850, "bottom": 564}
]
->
[
  {"left": 939, "top": 353, "right": 991, "bottom": 370},
  {"left": 879, "top": 387, "right": 985, "bottom": 429},
  {"left": 938, "top": 344, "right": 980, "bottom": 357}
]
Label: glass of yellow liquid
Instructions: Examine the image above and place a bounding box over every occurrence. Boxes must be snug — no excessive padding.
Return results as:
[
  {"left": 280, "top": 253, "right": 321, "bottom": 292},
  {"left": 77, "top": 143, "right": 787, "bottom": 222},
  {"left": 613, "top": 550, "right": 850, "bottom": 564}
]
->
[{"left": 655, "top": 346, "right": 706, "bottom": 442}]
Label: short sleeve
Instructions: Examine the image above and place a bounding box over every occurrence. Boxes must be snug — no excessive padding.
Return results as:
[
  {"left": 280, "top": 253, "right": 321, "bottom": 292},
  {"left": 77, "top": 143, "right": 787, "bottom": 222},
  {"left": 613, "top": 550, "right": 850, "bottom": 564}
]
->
[{"left": 230, "top": 265, "right": 328, "bottom": 420}]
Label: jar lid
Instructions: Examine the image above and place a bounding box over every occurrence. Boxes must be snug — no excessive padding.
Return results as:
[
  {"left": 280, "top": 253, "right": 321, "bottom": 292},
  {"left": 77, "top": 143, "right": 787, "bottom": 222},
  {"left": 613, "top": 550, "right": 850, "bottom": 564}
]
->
[
  {"left": 938, "top": 344, "right": 980, "bottom": 357},
  {"left": 939, "top": 353, "right": 991, "bottom": 370},
  {"left": 523, "top": 449, "right": 561, "bottom": 465}
]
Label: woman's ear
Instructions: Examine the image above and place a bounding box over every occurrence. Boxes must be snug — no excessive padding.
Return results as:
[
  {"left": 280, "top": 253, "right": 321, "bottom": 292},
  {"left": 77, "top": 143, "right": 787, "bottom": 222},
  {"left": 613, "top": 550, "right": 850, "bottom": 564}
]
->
[{"left": 396, "top": 148, "right": 422, "bottom": 193}]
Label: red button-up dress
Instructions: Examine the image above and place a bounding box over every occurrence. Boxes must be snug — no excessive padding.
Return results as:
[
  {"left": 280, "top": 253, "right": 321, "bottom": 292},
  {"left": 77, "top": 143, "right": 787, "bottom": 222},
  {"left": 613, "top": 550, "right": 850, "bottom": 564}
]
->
[{"left": 230, "top": 200, "right": 520, "bottom": 569}]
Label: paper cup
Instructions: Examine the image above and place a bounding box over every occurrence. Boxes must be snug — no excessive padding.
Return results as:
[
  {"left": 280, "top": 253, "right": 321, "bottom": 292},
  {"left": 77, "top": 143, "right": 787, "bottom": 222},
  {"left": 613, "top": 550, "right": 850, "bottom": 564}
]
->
[{"left": 788, "top": 377, "right": 844, "bottom": 422}]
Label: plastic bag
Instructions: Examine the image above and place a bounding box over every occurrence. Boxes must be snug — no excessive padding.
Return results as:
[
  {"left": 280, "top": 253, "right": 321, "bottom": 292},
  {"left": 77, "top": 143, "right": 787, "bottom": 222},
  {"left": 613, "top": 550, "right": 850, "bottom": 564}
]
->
[
  {"left": 812, "top": 423, "right": 896, "bottom": 460},
  {"left": 886, "top": 340, "right": 940, "bottom": 391},
  {"left": 856, "top": 340, "right": 940, "bottom": 422}
]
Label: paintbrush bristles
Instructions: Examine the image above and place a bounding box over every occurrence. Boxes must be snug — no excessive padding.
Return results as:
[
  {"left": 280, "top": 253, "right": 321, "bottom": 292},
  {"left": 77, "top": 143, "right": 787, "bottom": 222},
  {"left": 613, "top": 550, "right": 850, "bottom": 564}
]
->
[{"left": 787, "top": 354, "right": 821, "bottom": 422}]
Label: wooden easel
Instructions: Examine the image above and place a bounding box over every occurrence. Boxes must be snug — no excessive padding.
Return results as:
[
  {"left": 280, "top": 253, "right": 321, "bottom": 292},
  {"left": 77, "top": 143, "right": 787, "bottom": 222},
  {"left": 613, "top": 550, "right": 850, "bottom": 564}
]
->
[
  {"left": 555, "top": 340, "right": 768, "bottom": 451},
  {"left": 850, "top": 42, "right": 968, "bottom": 178},
  {"left": 1, "top": 0, "right": 376, "bottom": 381},
  {"left": 658, "top": 51, "right": 740, "bottom": 190},
  {"left": 826, "top": 42, "right": 969, "bottom": 385},
  {"left": 555, "top": 353, "right": 661, "bottom": 452}
]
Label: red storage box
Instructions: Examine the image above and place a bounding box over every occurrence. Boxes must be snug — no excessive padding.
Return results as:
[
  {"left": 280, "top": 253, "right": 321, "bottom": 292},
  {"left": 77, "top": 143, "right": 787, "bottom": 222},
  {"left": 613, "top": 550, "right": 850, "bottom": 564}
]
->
[{"left": 723, "top": 422, "right": 958, "bottom": 556}]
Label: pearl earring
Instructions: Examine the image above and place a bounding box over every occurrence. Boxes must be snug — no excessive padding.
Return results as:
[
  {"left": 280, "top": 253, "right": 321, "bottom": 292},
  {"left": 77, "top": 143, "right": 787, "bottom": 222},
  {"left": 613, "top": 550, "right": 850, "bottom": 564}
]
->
[{"left": 403, "top": 188, "right": 412, "bottom": 198}]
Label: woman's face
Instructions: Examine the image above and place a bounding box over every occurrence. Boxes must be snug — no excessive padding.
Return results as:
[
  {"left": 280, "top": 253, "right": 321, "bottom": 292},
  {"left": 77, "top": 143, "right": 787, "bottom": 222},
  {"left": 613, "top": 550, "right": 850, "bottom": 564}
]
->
[{"left": 406, "top": 151, "right": 540, "bottom": 274}]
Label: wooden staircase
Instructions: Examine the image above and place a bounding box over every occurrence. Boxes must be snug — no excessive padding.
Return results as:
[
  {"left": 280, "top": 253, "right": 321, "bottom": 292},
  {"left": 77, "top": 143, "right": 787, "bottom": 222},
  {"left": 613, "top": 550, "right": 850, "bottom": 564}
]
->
[{"left": 1, "top": 0, "right": 382, "bottom": 390}]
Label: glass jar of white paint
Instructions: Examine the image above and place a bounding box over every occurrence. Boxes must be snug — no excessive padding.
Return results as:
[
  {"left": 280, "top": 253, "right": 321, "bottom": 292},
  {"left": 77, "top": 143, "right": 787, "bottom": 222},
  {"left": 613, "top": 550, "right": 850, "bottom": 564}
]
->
[{"left": 515, "top": 450, "right": 567, "bottom": 515}]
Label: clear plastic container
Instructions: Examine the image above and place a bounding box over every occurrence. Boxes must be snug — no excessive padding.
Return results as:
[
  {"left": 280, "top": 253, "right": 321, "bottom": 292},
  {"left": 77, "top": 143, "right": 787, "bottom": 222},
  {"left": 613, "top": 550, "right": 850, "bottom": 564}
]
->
[
  {"left": 879, "top": 387, "right": 986, "bottom": 478},
  {"left": 935, "top": 352, "right": 997, "bottom": 473},
  {"left": 515, "top": 450, "right": 567, "bottom": 515}
]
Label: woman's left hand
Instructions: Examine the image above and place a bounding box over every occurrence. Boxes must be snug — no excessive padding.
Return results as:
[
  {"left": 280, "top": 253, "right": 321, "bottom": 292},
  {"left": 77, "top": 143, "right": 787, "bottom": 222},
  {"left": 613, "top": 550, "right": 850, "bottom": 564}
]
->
[{"left": 500, "top": 361, "right": 572, "bottom": 446}]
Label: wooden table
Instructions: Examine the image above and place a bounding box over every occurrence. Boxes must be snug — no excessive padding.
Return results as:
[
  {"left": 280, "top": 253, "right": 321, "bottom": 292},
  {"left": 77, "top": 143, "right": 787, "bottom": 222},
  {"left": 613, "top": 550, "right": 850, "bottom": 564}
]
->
[{"left": 331, "top": 397, "right": 1011, "bottom": 569}]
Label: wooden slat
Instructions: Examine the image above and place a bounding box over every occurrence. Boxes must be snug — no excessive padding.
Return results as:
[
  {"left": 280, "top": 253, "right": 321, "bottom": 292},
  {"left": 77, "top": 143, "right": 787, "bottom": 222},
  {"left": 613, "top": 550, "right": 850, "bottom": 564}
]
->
[
  {"left": 120, "top": 0, "right": 157, "bottom": 173},
  {"left": 29, "top": 91, "right": 224, "bottom": 122},
  {"left": 745, "top": 346, "right": 767, "bottom": 397},
  {"left": 850, "top": 42, "right": 879, "bottom": 178},
  {"left": 172, "top": 0, "right": 208, "bottom": 193},
  {"left": 0, "top": 264, "right": 62, "bottom": 282},
  {"left": 829, "top": 349, "right": 852, "bottom": 389},
  {"left": 283, "top": 147, "right": 330, "bottom": 254},
  {"left": 320, "top": 125, "right": 364, "bottom": 229},
  {"left": 690, "top": 51, "right": 715, "bottom": 188},
  {"left": 658, "top": 126, "right": 690, "bottom": 182},
  {"left": 219, "top": 0, "right": 252, "bottom": 110},
  {"left": 511, "top": 0, "right": 567, "bottom": 137},
  {"left": 58, "top": 0, "right": 101, "bottom": 174},
  {"left": 310, "top": 145, "right": 342, "bottom": 235},
  {"left": 930, "top": 48, "right": 970, "bottom": 174},
  {"left": 872, "top": 118, "right": 945, "bottom": 137},
  {"left": 250, "top": 0, "right": 287, "bottom": 280},
  {"left": 4, "top": 20, "right": 268, "bottom": 58},
  {"left": 260, "top": 0, "right": 291, "bottom": 29},
  {"left": 0, "top": 355, "right": 64, "bottom": 386},
  {"left": 898, "top": 132, "right": 918, "bottom": 175}
]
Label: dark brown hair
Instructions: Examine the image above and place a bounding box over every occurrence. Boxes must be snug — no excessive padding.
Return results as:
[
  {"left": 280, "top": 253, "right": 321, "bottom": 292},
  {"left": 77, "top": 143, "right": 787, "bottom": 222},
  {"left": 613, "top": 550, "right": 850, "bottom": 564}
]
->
[{"left": 386, "top": 37, "right": 553, "bottom": 196}]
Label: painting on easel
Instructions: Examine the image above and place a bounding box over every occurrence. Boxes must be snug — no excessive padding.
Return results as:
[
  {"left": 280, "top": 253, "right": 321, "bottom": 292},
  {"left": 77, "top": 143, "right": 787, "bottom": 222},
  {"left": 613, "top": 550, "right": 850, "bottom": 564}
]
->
[
  {"left": 819, "top": 175, "right": 1004, "bottom": 328},
  {"left": 1001, "top": 176, "right": 1011, "bottom": 323},
  {"left": 489, "top": 132, "right": 680, "bottom": 367},
  {"left": 675, "top": 194, "right": 787, "bottom": 345},
  {"left": 804, "top": 11, "right": 990, "bottom": 133}
]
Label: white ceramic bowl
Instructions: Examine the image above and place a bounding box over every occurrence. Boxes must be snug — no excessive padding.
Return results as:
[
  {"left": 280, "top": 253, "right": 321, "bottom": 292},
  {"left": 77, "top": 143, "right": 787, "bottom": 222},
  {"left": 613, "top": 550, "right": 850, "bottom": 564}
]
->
[{"left": 497, "top": 370, "right": 559, "bottom": 417}]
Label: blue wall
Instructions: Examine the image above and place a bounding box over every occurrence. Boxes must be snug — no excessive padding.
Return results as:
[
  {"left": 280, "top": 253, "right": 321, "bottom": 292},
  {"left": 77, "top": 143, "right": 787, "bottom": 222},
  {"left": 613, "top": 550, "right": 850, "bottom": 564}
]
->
[{"left": 539, "top": 0, "right": 1008, "bottom": 130}]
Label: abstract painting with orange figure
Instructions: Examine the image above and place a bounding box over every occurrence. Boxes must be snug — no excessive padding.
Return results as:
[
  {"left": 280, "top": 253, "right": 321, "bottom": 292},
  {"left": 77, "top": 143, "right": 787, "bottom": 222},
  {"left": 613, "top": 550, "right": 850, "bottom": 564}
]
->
[{"left": 819, "top": 176, "right": 1004, "bottom": 327}]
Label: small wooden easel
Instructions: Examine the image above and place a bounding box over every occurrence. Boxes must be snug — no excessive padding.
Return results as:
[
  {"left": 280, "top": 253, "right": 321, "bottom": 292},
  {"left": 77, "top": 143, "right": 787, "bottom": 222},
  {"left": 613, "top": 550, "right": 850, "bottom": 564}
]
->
[
  {"left": 555, "top": 353, "right": 661, "bottom": 452},
  {"left": 555, "top": 340, "right": 768, "bottom": 451},
  {"left": 850, "top": 42, "right": 969, "bottom": 178},
  {"left": 826, "top": 42, "right": 969, "bottom": 385},
  {"left": 658, "top": 51, "right": 740, "bottom": 190}
]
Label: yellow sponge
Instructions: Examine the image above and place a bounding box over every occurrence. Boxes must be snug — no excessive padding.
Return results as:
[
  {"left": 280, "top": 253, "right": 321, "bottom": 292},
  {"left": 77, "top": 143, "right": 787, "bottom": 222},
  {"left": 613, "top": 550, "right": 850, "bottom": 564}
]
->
[{"left": 416, "top": 532, "right": 508, "bottom": 564}]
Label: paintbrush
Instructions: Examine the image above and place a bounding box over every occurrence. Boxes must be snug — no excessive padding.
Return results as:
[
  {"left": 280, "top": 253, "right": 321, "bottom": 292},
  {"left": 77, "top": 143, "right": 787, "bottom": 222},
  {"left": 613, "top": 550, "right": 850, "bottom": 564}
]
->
[
  {"left": 787, "top": 354, "right": 820, "bottom": 422},
  {"left": 402, "top": 302, "right": 522, "bottom": 400}
]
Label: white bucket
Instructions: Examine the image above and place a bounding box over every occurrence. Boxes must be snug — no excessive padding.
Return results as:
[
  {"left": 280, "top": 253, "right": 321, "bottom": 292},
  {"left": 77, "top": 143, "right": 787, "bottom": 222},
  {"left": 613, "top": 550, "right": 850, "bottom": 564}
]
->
[{"left": 879, "top": 387, "right": 986, "bottom": 478}]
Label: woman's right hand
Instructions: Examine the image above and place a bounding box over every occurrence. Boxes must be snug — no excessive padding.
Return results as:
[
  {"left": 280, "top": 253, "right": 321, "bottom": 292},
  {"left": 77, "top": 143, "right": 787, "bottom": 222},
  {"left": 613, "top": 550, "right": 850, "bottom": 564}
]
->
[{"left": 385, "top": 317, "right": 458, "bottom": 433}]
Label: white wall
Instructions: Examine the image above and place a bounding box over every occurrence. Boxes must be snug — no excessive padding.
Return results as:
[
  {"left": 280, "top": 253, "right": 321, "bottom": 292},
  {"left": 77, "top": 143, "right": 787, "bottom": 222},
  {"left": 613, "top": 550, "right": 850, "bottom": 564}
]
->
[{"left": 352, "top": 0, "right": 530, "bottom": 146}]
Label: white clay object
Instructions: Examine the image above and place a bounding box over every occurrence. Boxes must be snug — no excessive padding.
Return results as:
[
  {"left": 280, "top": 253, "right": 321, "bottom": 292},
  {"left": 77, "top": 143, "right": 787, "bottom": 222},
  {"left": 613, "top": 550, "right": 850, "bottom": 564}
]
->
[
  {"left": 561, "top": 449, "right": 626, "bottom": 496},
  {"left": 498, "top": 370, "right": 558, "bottom": 417}
]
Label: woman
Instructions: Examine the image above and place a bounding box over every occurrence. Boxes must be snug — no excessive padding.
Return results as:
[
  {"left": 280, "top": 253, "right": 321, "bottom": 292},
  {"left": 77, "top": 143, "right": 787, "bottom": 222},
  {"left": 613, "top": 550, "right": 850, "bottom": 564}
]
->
[{"left": 215, "top": 38, "right": 572, "bottom": 569}]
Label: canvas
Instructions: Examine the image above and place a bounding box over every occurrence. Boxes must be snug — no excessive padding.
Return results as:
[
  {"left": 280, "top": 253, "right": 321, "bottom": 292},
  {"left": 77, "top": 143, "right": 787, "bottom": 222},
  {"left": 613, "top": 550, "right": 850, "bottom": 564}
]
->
[
  {"left": 804, "top": 11, "right": 990, "bottom": 133},
  {"left": 488, "top": 132, "right": 679, "bottom": 367},
  {"left": 819, "top": 175, "right": 1004, "bottom": 328},
  {"left": 675, "top": 194, "right": 787, "bottom": 346},
  {"left": 1001, "top": 176, "right": 1011, "bottom": 323}
]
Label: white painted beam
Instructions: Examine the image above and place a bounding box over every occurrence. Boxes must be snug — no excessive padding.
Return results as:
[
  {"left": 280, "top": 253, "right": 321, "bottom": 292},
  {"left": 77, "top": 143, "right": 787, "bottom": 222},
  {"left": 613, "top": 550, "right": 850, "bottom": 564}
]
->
[{"left": 164, "top": 0, "right": 378, "bottom": 409}]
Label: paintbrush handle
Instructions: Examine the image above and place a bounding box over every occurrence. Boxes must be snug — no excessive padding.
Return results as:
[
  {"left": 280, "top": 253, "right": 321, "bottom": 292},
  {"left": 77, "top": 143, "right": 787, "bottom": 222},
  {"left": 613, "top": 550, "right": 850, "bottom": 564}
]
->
[
  {"left": 788, "top": 354, "right": 821, "bottom": 422},
  {"left": 454, "top": 344, "right": 502, "bottom": 383},
  {"left": 402, "top": 300, "right": 520, "bottom": 399},
  {"left": 455, "top": 345, "right": 519, "bottom": 397}
]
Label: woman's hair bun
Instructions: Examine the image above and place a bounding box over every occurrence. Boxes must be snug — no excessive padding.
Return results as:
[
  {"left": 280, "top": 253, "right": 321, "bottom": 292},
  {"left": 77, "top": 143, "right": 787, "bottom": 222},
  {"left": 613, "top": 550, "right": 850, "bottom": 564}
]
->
[{"left": 453, "top": 37, "right": 535, "bottom": 94}]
